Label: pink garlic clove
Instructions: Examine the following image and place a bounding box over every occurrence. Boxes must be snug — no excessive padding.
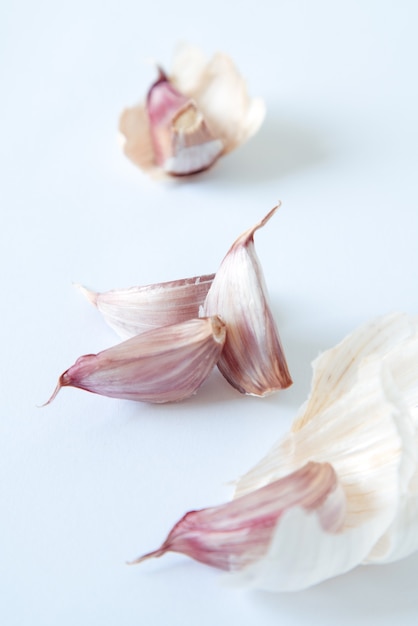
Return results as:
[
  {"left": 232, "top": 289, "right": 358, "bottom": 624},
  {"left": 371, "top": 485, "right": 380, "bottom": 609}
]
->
[
  {"left": 131, "top": 462, "right": 345, "bottom": 572},
  {"left": 44, "top": 316, "right": 226, "bottom": 405},
  {"left": 146, "top": 70, "right": 224, "bottom": 175},
  {"left": 77, "top": 273, "right": 215, "bottom": 340},
  {"left": 201, "top": 205, "right": 292, "bottom": 396}
]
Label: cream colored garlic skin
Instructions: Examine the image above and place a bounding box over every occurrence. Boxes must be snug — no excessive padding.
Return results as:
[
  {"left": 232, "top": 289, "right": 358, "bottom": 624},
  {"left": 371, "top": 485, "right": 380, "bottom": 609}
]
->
[
  {"left": 134, "top": 313, "right": 418, "bottom": 591},
  {"left": 131, "top": 462, "right": 346, "bottom": 571},
  {"left": 119, "top": 44, "right": 265, "bottom": 177},
  {"left": 201, "top": 205, "right": 292, "bottom": 396},
  {"left": 78, "top": 274, "right": 215, "bottom": 340},
  {"left": 45, "top": 316, "right": 225, "bottom": 404}
]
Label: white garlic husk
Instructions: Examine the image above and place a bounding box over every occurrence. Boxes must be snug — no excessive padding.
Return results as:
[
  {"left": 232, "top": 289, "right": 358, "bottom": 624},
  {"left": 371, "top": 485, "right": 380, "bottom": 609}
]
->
[
  {"left": 232, "top": 312, "right": 418, "bottom": 590},
  {"left": 119, "top": 44, "right": 265, "bottom": 177}
]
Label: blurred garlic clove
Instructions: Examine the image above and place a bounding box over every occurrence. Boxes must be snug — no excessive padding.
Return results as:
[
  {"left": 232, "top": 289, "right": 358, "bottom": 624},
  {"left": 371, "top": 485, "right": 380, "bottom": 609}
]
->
[
  {"left": 201, "top": 205, "right": 292, "bottom": 396},
  {"left": 146, "top": 70, "right": 224, "bottom": 175},
  {"left": 44, "top": 316, "right": 225, "bottom": 405},
  {"left": 77, "top": 273, "right": 215, "bottom": 340},
  {"left": 119, "top": 44, "right": 265, "bottom": 177},
  {"left": 131, "top": 462, "right": 346, "bottom": 572}
]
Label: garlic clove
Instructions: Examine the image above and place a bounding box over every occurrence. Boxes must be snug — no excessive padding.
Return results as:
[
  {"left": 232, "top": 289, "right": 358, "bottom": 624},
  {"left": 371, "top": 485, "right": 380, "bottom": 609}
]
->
[
  {"left": 44, "top": 316, "right": 225, "bottom": 405},
  {"left": 201, "top": 205, "right": 292, "bottom": 396},
  {"left": 146, "top": 71, "right": 224, "bottom": 175},
  {"left": 77, "top": 273, "right": 215, "bottom": 340},
  {"left": 131, "top": 461, "right": 345, "bottom": 572},
  {"left": 119, "top": 45, "right": 265, "bottom": 177}
]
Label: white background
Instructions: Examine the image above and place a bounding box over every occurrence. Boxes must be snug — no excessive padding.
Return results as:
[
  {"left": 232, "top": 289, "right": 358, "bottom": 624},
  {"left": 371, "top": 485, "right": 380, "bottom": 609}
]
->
[{"left": 1, "top": 1, "right": 418, "bottom": 624}]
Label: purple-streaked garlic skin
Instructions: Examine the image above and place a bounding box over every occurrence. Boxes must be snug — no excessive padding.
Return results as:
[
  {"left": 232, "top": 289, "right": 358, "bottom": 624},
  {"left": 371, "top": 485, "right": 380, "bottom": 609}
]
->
[
  {"left": 46, "top": 316, "right": 226, "bottom": 405},
  {"left": 78, "top": 273, "right": 215, "bottom": 340},
  {"left": 146, "top": 72, "right": 224, "bottom": 176},
  {"left": 202, "top": 206, "right": 292, "bottom": 396},
  {"left": 132, "top": 462, "right": 345, "bottom": 572}
]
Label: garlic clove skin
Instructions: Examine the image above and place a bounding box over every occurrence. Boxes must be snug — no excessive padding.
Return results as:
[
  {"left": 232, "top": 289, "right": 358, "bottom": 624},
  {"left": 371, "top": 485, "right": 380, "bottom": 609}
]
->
[
  {"left": 201, "top": 205, "right": 292, "bottom": 396},
  {"left": 131, "top": 461, "right": 345, "bottom": 572},
  {"left": 119, "top": 99, "right": 157, "bottom": 174},
  {"left": 170, "top": 44, "right": 265, "bottom": 155},
  {"left": 45, "top": 316, "right": 225, "bottom": 405},
  {"left": 77, "top": 273, "right": 215, "bottom": 340},
  {"left": 363, "top": 323, "right": 418, "bottom": 564},
  {"left": 292, "top": 312, "right": 418, "bottom": 431},
  {"left": 146, "top": 71, "right": 224, "bottom": 175},
  {"left": 119, "top": 45, "right": 265, "bottom": 177}
]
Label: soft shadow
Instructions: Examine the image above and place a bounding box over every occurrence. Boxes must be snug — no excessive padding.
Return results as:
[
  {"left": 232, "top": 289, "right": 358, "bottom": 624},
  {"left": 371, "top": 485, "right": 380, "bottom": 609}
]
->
[{"left": 200, "top": 114, "right": 330, "bottom": 187}]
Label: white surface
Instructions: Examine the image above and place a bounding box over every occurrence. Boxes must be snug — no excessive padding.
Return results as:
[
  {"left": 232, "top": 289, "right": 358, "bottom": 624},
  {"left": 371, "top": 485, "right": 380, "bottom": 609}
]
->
[{"left": 1, "top": 1, "right": 418, "bottom": 624}]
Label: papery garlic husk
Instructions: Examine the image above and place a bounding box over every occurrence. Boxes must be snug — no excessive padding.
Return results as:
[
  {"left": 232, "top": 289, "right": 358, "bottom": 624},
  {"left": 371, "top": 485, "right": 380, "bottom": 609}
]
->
[
  {"left": 134, "top": 313, "right": 418, "bottom": 591},
  {"left": 131, "top": 461, "right": 346, "bottom": 571},
  {"left": 45, "top": 316, "right": 226, "bottom": 404},
  {"left": 201, "top": 205, "right": 292, "bottom": 396},
  {"left": 119, "top": 44, "right": 265, "bottom": 177},
  {"left": 78, "top": 274, "right": 215, "bottom": 340},
  {"left": 230, "top": 312, "right": 418, "bottom": 591}
]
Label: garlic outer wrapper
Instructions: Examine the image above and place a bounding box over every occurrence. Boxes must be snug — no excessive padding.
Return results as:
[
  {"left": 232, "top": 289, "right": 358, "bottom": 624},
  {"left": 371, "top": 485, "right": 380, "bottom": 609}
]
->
[
  {"left": 77, "top": 274, "right": 215, "bottom": 340},
  {"left": 45, "top": 316, "right": 225, "bottom": 404},
  {"left": 201, "top": 205, "right": 292, "bottom": 396},
  {"left": 232, "top": 312, "right": 418, "bottom": 590},
  {"left": 119, "top": 44, "right": 265, "bottom": 177},
  {"left": 134, "top": 313, "right": 418, "bottom": 590}
]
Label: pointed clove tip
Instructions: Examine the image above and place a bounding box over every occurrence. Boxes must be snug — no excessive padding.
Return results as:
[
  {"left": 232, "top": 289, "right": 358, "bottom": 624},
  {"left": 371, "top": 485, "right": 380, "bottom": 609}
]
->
[
  {"left": 260, "top": 201, "right": 281, "bottom": 228},
  {"left": 39, "top": 376, "right": 65, "bottom": 408},
  {"left": 127, "top": 548, "right": 166, "bottom": 566},
  {"left": 74, "top": 283, "right": 98, "bottom": 307},
  {"left": 240, "top": 201, "right": 282, "bottom": 245}
]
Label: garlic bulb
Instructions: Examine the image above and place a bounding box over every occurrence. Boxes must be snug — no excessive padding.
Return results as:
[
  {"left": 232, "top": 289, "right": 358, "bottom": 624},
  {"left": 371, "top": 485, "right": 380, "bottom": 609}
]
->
[
  {"left": 201, "top": 205, "right": 292, "bottom": 396},
  {"left": 134, "top": 313, "right": 418, "bottom": 590},
  {"left": 78, "top": 274, "right": 214, "bottom": 340},
  {"left": 119, "top": 44, "right": 265, "bottom": 177},
  {"left": 45, "top": 316, "right": 225, "bottom": 404}
]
